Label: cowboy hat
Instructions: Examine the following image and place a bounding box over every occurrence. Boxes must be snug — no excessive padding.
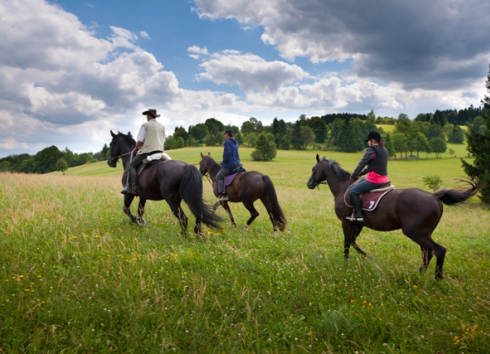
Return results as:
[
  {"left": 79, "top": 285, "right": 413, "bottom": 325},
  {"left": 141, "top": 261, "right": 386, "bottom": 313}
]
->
[{"left": 142, "top": 109, "right": 161, "bottom": 118}]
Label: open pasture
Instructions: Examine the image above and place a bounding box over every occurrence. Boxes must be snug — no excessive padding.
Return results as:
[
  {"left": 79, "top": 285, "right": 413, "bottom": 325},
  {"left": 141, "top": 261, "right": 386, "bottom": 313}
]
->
[{"left": 1, "top": 148, "right": 489, "bottom": 353}]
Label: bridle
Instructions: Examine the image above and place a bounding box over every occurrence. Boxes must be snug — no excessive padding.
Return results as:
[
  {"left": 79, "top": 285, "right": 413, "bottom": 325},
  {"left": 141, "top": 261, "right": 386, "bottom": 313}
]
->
[{"left": 108, "top": 150, "right": 135, "bottom": 164}]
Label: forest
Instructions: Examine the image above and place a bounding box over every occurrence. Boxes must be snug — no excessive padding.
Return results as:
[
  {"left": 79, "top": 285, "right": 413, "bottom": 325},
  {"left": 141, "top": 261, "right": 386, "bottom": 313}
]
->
[{"left": 0, "top": 104, "right": 485, "bottom": 174}]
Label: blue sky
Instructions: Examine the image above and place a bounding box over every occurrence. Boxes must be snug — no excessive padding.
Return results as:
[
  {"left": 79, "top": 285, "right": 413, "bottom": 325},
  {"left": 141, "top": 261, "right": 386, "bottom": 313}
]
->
[{"left": 0, "top": 0, "right": 489, "bottom": 157}]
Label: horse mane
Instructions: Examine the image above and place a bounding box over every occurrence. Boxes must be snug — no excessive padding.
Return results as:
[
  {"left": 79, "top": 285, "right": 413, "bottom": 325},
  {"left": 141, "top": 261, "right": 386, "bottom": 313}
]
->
[
  {"left": 325, "top": 158, "right": 351, "bottom": 181},
  {"left": 205, "top": 156, "right": 221, "bottom": 175},
  {"left": 118, "top": 131, "right": 136, "bottom": 146}
]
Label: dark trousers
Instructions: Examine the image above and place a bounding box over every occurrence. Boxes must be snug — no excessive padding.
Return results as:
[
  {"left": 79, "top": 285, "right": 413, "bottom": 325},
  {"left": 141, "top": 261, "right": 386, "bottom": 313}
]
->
[
  {"left": 216, "top": 167, "right": 231, "bottom": 194},
  {"left": 349, "top": 180, "right": 384, "bottom": 197},
  {"left": 128, "top": 151, "right": 162, "bottom": 170}
]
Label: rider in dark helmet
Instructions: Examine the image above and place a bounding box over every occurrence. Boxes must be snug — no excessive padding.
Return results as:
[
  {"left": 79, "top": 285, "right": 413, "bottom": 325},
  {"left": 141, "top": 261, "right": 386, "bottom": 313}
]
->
[
  {"left": 347, "top": 131, "right": 389, "bottom": 222},
  {"left": 216, "top": 129, "right": 241, "bottom": 202}
]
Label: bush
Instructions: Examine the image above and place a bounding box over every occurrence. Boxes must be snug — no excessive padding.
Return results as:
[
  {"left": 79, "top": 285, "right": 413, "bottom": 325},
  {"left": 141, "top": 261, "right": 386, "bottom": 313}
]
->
[{"left": 251, "top": 133, "right": 277, "bottom": 161}]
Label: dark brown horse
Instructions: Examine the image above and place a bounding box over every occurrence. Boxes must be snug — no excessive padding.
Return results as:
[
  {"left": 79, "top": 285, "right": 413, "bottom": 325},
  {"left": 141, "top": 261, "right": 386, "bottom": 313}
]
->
[
  {"left": 199, "top": 153, "right": 287, "bottom": 234},
  {"left": 107, "top": 131, "right": 222, "bottom": 238},
  {"left": 307, "top": 154, "right": 477, "bottom": 279}
]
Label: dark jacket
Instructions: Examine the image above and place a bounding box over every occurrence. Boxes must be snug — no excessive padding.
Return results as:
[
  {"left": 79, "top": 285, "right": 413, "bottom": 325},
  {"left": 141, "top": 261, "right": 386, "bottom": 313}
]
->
[
  {"left": 221, "top": 138, "right": 241, "bottom": 170},
  {"left": 352, "top": 145, "right": 389, "bottom": 177}
]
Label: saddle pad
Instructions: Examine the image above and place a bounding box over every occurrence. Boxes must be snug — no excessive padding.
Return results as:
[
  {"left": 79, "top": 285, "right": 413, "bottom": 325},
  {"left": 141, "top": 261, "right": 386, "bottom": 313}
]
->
[
  {"left": 224, "top": 171, "right": 244, "bottom": 186},
  {"left": 344, "top": 188, "right": 394, "bottom": 211}
]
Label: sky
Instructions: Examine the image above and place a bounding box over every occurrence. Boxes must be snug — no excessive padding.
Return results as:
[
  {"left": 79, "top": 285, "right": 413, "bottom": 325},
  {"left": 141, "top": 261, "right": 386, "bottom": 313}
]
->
[{"left": 1, "top": 0, "right": 489, "bottom": 157}]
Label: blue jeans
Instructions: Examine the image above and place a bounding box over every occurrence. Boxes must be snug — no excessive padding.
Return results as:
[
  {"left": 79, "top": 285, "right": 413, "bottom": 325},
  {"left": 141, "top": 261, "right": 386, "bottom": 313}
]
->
[
  {"left": 216, "top": 167, "right": 231, "bottom": 194},
  {"left": 349, "top": 179, "right": 384, "bottom": 197}
]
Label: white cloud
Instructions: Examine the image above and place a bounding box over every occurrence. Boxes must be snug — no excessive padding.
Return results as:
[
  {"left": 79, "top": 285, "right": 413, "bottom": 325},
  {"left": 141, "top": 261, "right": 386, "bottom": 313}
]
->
[
  {"left": 195, "top": 50, "right": 309, "bottom": 93},
  {"left": 194, "top": 0, "right": 490, "bottom": 89}
]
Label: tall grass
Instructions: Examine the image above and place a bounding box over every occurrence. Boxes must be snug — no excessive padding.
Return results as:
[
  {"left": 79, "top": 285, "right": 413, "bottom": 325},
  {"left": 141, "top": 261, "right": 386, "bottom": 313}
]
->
[{"left": 1, "top": 149, "right": 489, "bottom": 353}]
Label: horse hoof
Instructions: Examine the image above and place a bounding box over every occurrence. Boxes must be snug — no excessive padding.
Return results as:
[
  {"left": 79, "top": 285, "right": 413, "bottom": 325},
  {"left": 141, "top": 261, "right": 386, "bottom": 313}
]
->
[
  {"left": 274, "top": 231, "right": 278, "bottom": 237},
  {"left": 244, "top": 225, "right": 249, "bottom": 231},
  {"left": 135, "top": 217, "right": 147, "bottom": 227}
]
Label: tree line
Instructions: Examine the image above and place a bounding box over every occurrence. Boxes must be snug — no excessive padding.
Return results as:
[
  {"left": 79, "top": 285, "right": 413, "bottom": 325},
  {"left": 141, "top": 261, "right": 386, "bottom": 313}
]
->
[{"left": 0, "top": 104, "right": 484, "bottom": 175}]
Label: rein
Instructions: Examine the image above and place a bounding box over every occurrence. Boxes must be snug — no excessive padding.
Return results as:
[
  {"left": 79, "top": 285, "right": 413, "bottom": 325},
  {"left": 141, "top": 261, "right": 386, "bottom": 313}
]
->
[{"left": 110, "top": 150, "right": 135, "bottom": 162}]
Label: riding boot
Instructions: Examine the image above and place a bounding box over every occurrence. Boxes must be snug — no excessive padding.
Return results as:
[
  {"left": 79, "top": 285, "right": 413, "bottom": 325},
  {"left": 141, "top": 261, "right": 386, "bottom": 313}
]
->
[
  {"left": 348, "top": 194, "right": 364, "bottom": 222},
  {"left": 121, "top": 168, "right": 138, "bottom": 195}
]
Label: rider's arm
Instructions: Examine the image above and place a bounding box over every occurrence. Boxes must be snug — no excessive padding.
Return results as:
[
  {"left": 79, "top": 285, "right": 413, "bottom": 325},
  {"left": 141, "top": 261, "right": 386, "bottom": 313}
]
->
[
  {"left": 221, "top": 140, "right": 231, "bottom": 165},
  {"left": 134, "top": 125, "right": 146, "bottom": 152},
  {"left": 351, "top": 148, "right": 376, "bottom": 178},
  {"left": 134, "top": 141, "right": 143, "bottom": 152}
]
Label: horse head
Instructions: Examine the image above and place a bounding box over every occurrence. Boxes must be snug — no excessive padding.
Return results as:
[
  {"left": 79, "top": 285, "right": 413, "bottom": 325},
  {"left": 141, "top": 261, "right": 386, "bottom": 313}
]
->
[
  {"left": 307, "top": 154, "right": 329, "bottom": 189},
  {"left": 107, "top": 130, "right": 135, "bottom": 168},
  {"left": 307, "top": 154, "right": 352, "bottom": 195},
  {"left": 199, "top": 152, "right": 219, "bottom": 177}
]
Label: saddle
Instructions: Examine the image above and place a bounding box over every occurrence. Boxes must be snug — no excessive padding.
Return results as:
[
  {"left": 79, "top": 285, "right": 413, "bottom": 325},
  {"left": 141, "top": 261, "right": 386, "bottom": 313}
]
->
[
  {"left": 225, "top": 164, "right": 246, "bottom": 186},
  {"left": 136, "top": 152, "right": 172, "bottom": 176},
  {"left": 344, "top": 178, "right": 395, "bottom": 211}
]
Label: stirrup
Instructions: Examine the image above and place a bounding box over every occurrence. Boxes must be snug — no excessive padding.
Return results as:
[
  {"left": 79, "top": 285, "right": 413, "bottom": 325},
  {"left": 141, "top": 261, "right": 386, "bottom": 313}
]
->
[{"left": 346, "top": 214, "right": 363, "bottom": 222}]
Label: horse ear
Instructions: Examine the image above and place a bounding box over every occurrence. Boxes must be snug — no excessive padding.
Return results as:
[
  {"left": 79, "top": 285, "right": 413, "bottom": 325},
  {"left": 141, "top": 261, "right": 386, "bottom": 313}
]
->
[
  {"left": 110, "top": 130, "right": 116, "bottom": 137},
  {"left": 200, "top": 152, "right": 204, "bottom": 159},
  {"left": 322, "top": 156, "right": 326, "bottom": 160},
  {"left": 208, "top": 152, "right": 211, "bottom": 156},
  {"left": 316, "top": 154, "right": 320, "bottom": 162}
]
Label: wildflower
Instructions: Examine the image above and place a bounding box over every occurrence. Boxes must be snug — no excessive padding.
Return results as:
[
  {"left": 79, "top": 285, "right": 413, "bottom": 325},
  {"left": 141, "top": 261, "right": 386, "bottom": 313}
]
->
[{"left": 413, "top": 285, "right": 418, "bottom": 289}]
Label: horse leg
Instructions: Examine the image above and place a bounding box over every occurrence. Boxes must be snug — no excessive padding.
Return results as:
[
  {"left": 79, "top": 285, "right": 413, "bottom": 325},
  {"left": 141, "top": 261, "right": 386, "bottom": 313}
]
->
[
  {"left": 414, "top": 237, "right": 446, "bottom": 280},
  {"left": 123, "top": 194, "right": 137, "bottom": 223},
  {"left": 221, "top": 201, "right": 237, "bottom": 228},
  {"left": 419, "top": 246, "right": 433, "bottom": 273},
  {"left": 242, "top": 200, "right": 259, "bottom": 231},
  {"left": 167, "top": 199, "right": 188, "bottom": 237},
  {"left": 135, "top": 198, "right": 147, "bottom": 226},
  {"left": 212, "top": 201, "right": 221, "bottom": 212},
  {"left": 341, "top": 221, "right": 364, "bottom": 259}
]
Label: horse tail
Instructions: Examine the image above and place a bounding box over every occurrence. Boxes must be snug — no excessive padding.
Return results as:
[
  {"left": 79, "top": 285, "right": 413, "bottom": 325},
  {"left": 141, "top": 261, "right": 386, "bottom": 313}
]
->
[
  {"left": 434, "top": 179, "right": 478, "bottom": 205},
  {"left": 180, "top": 164, "right": 223, "bottom": 229},
  {"left": 263, "top": 175, "right": 287, "bottom": 232}
]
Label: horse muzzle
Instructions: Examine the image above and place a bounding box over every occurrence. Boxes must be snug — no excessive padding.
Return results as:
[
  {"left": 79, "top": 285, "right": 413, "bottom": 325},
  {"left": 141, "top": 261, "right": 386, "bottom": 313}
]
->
[
  {"left": 107, "top": 157, "right": 118, "bottom": 168},
  {"left": 307, "top": 178, "right": 317, "bottom": 190}
]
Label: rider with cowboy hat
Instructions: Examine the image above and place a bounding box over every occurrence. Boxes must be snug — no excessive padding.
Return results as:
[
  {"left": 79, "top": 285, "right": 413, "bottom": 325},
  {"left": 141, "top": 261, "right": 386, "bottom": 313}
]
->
[{"left": 121, "top": 109, "right": 166, "bottom": 195}]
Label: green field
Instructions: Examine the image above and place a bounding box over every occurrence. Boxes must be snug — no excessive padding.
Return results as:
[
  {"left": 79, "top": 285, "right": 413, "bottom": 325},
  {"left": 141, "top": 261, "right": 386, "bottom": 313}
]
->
[{"left": 1, "top": 147, "right": 489, "bottom": 353}]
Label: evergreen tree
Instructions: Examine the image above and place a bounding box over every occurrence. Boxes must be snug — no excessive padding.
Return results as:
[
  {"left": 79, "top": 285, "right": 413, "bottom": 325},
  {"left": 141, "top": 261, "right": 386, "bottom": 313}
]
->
[
  {"left": 337, "top": 119, "right": 363, "bottom": 152},
  {"left": 251, "top": 133, "right": 277, "bottom": 161},
  {"left": 291, "top": 121, "right": 303, "bottom": 149},
  {"left": 307, "top": 116, "right": 328, "bottom": 143},
  {"left": 447, "top": 124, "right": 465, "bottom": 143},
  {"left": 462, "top": 66, "right": 490, "bottom": 203}
]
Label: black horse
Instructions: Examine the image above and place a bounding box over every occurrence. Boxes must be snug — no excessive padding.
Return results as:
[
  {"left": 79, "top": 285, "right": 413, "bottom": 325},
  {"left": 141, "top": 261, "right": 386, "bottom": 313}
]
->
[
  {"left": 107, "top": 131, "right": 222, "bottom": 238},
  {"left": 199, "top": 153, "right": 287, "bottom": 234},
  {"left": 307, "top": 154, "right": 477, "bottom": 279}
]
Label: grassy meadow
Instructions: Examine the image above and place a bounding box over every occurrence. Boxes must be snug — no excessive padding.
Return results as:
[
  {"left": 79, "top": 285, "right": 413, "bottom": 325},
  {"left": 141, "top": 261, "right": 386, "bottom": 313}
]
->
[{"left": 1, "top": 146, "right": 490, "bottom": 353}]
